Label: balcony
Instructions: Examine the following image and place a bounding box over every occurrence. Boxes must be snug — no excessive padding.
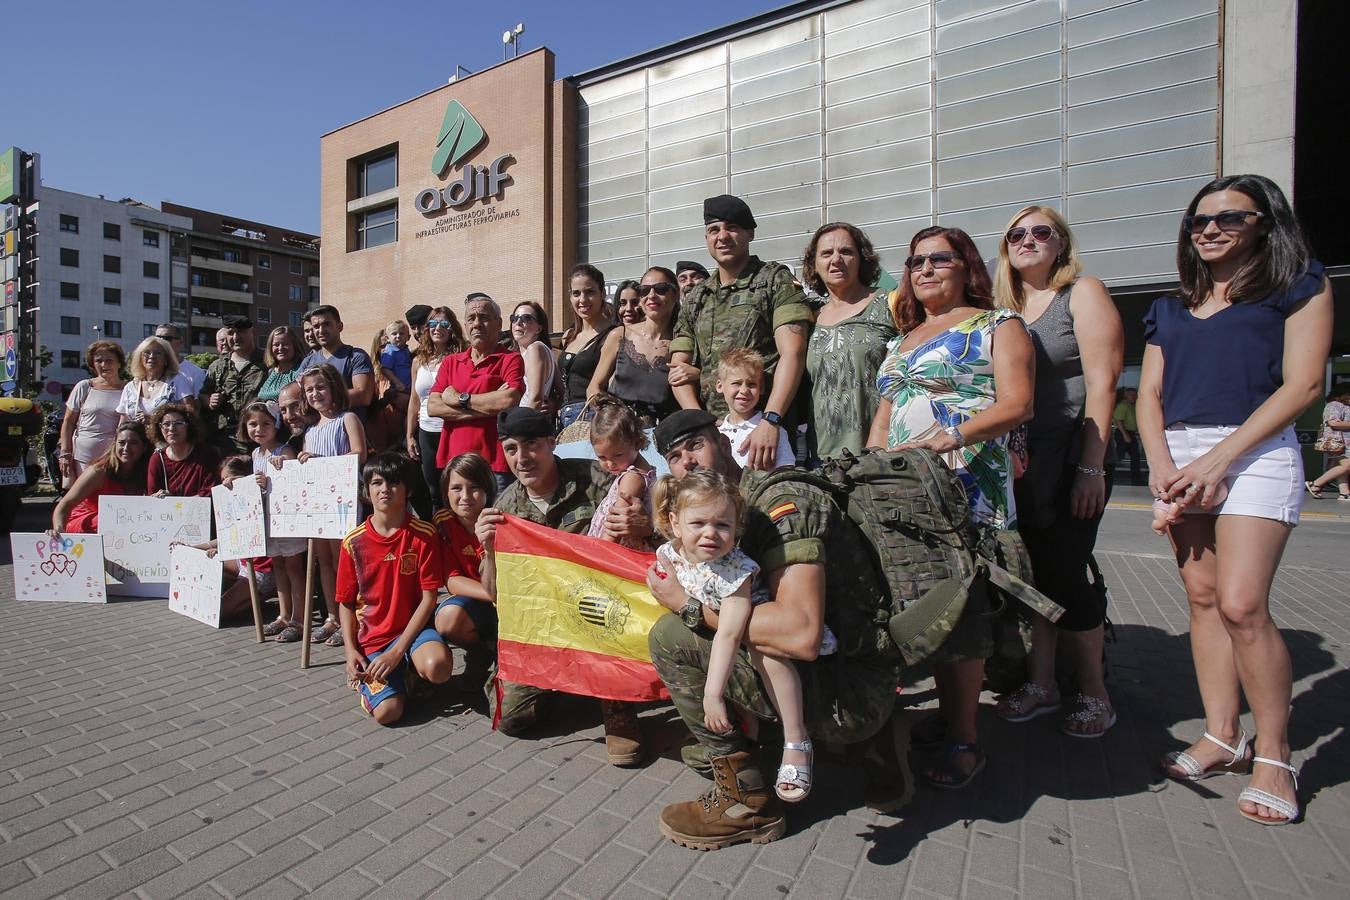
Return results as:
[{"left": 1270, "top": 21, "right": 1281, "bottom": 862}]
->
[
  {"left": 307, "top": 276, "right": 320, "bottom": 288},
  {"left": 191, "top": 284, "right": 253, "bottom": 303},
  {"left": 190, "top": 254, "right": 252, "bottom": 276}
]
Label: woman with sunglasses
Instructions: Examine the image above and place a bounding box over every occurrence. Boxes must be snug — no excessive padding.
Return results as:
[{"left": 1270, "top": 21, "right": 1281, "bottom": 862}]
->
[
  {"left": 800, "top": 222, "right": 897, "bottom": 461},
  {"left": 587, "top": 267, "right": 682, "bottom": 425},
  {"left": 510, "top": 301, "right": 558, "bottom": 412},
  {"left": 146, "top": 402, "right": 220, "bottom": 498},
  {"left": 1142, "top": 175, "right": 1331, "bottom": 826},
  {"left": 558, "top": 264, "right": 617, "bottom": 430},
  {"left": 866, "top": 226, "right": 1036, "bottom": 791},
  {"left": 116, "top": 336, "right": 197, "bottom": 426},
  {"left": 406, "top": 306, "right": 466, "bottom": 513},
  {"left": 991, "top": 206, "right": 1124, "bottom": 738}
]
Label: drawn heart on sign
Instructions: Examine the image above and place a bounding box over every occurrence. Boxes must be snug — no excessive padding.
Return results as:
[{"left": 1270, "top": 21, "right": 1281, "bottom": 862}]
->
[
  {"left": 40, "top": 559, "right": 56, "bottom": 576},
  {"left": 172, "top": 590, "right": 180, "bottom": 600},
  {"left": 50, "top": 554, "right": 77, "bottom": 576}
]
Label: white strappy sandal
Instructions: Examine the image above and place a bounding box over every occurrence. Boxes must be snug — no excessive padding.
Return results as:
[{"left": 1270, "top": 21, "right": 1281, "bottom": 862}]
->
[
  {"left": 1238, "top": 758, "right": 1300, "bottom": 826},
  {"left": 1162, "top": 731, "right": 1251, "bottom": 781},
  {"left": 776, "top": 739, "right": 813, "bottom": 803}
]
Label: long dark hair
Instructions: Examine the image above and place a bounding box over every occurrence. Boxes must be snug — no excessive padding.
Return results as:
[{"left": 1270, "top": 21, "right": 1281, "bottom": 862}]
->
[
  {"left": 889, "top": 226, "right": 992, "bottom": 335},
  {"left": 509, "top": 301, "right": 551, "bottom": 349},
  {"left": 1176, "top": 174, "right": 1310, "bottom": 309},
  {"left": 416, "top": 306, "right": 466, "bottom": 365}
]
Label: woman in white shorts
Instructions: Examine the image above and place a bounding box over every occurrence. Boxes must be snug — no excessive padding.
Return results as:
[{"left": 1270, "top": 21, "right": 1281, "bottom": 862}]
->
[{"left": 1139, "top": 175, "right": 1332, "bottom": 827}]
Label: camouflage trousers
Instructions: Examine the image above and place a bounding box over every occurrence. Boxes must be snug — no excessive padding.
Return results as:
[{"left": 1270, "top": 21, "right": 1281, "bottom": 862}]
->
[
  {"left": 485, "top": 666, "right": 554, "bottom": 736},
  {"left": 648, "top": 615, "right": 900, "bottom": 758}
]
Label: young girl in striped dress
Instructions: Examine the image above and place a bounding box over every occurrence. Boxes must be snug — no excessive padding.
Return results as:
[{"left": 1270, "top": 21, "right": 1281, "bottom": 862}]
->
[{"left": 298, "top": 364, "right": 368, "bottom": 646}]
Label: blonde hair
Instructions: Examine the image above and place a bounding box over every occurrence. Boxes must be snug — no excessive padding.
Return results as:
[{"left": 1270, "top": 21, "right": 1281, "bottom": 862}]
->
[
  {"left": 716, "top": 346, "right": 765, "bottom": 382},
  {"left": 129, "top": 336, "right": 180, "bottom": 381},
  {"left": 993, "top": 205, "right": 1082, "bottom": 313},
  {"left": 651, "top": 470, "right": 746, "bottom": 543}
]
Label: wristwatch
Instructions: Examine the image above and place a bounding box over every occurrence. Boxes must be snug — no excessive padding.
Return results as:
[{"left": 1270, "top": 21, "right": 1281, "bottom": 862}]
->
[
  {"left": 762, "top": 411, "right": 782, "bottom": 428},
  {"left": 458, "top": 391, "right": 472, "bottom": 410},
  {"left": 679, "top": 597, "right": 702, "bottom": 630},
  {"left": 943, "top": 425, "right": 966, "bottom": 448}
]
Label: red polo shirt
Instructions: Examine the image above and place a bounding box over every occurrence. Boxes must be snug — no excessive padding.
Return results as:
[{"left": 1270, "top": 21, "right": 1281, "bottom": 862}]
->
[{"left": 430, "top": 349, "right": 525, "bottom": 472}]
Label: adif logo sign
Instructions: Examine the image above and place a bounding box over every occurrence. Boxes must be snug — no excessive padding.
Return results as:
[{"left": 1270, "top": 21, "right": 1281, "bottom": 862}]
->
[{"left": 415, "top": 100, "right": 514, "bottom": 214}]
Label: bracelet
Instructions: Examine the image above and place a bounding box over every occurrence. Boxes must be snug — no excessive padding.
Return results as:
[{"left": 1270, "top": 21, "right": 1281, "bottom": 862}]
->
[{"left": 1074, "top": 464, "right": 1106, "bottom": 476}]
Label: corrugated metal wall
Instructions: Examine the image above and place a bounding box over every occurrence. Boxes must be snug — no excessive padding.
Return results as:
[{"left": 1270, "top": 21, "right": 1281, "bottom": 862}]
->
[{"left": 577, "top": 0, "right": 1220, "bottom": 287}]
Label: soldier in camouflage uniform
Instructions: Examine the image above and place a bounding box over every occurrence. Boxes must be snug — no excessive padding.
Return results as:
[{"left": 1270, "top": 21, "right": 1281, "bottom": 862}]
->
[
  {"left": 668, "top": 195, "right": 813, "bottom": 471},
  {"left": 200, "top": 315, "right": 267, "bottom": 454},
  {"left": 645, "top": 410, "right": 905, "bottom": 850},
  {"left": 473, "top": 407, "right": 653, "bottom": 766}
]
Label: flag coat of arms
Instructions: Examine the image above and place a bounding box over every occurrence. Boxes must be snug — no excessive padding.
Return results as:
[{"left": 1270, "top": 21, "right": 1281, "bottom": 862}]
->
[{"left": 494, "top": 515, "right": 670, "bottom": 702}]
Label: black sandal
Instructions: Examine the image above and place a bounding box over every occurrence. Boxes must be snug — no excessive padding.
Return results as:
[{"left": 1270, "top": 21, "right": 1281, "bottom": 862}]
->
[{"left": 922, "top": 742, "right": 987, "bottom": 791}]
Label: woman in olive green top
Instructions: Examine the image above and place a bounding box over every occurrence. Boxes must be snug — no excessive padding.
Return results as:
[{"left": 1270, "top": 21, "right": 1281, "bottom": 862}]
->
[{"left": 802, "top": 222, "right": 898, "bottom": 461}]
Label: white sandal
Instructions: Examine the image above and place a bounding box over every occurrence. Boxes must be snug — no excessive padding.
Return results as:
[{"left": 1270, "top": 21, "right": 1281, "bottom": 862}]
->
[
  {"left": 1238, "top": 758, "right": 1300, "bottom": 826},
  {"left": 1162, "top": 730, "right": 1251, "bottom": 781},
  {"left": 776, "top": 739, "right": 812, "bottom": 803}
]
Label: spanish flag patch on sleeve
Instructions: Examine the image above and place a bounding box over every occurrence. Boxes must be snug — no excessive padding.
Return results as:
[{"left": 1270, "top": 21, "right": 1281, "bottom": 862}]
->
[{"left": 768, "top": 501, "right": 797, "bottom": 521}]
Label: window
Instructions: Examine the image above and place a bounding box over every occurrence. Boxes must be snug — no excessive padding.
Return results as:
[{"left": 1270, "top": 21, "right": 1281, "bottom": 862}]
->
[
  {"left": 171, "top": 293, "right": 188, "bottom": 316},
  {"left": 289, "top": 311, "right": 303, "bottom": 327},
  {"left": 310, "top": 286, "right": 320, "bottom": 303},
  {"left": 142, "top": 230, "right": 159, "bottom": 247},
  {"left": 143, "top": 324, "right": 156, "bottom": 338},
  {"left": 103, "top": 320, "right": 122, "bottom": 338},
  {"left": 191, "top": 271, "right": 204, "bottom": 286},
  {"left": 289, "top": 259, "right": 303, "bottom": 275},
  {"left": 60, "top": 316, "right": 80, "bottom": 334},
  {"left": 356, "top": 204, "right": 396, "bottom": 250},
  {"left": 309, "top": 263, "right": 319, "bottom": 277},
  {"left": 104, "top": 287, "right": 121, "bottom": 305},
  {"left": 61, "top": 350, "right": 82, "bottom": 369},
  {"left": 103, "top": 222, "right": 120, "bottom": 240},
  {"left": 257, "top": 280, "right": 271, "bottom": 296},
  {"left": 60, "top": 282, "right": 79, "bottom": 300},
  {"left": 59, "top": 247, "right": 79, "bottom": 267},
  {"left": 256, "top": 307, "right": 272, "bottom": 325},
  {"left": 288, "top": 285, "right": 302, "bottom": 301},
  {"left": 60, "top": 215, "right": 79, "bottom": 233},
  {"left": 257, "top": 253, "right": 271, "bottom": 269},
  {"left": 143, "top": 292, "right": 160, "bottom": 309},
  {"left": 103, "top": 255, "right": 121, "bottom": 274},
  {"left": 359, "top": 149, "right": 397, "bottom": 196},
  {"left": 222, "top": 249, "right": 241, "bottom": 263},
  {"left": 144, "top": 261, "right": 160, "bottom": 279}
]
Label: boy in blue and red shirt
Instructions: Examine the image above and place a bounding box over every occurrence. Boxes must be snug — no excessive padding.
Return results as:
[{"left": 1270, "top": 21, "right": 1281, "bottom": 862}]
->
[{"left": 337, "top": 452, "right": 450, "bottom": 725}]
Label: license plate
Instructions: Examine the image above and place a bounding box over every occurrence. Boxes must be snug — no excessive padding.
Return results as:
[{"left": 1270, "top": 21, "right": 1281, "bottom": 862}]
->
[{"left": 0, "top": 465, "right": 24, "bottom": 486}]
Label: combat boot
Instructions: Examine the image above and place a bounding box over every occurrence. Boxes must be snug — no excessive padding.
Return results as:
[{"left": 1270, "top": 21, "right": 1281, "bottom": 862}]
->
[
  {"left": 659, "top": 750, "right": 786, "bottom": 850},
  {"left": 600, "top": 700, "right": 643, "bottom": 766}
]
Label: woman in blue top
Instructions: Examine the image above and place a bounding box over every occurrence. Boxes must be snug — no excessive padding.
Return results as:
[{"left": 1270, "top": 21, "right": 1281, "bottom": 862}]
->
[{"left": 1140, "top": 175, "right": 1332, "bottom": 827}]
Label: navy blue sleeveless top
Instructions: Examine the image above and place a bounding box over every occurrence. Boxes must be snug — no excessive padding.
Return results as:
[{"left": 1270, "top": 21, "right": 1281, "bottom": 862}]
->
[{"left": 1143, "top": 260, "right": 1324, "bottom": 427}]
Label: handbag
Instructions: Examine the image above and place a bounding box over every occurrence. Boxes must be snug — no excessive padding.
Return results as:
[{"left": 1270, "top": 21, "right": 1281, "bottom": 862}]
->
[
  {"left": 1314, "top": 435, "right": 1345, "bottom": 453},
  {"left": 555, "top": 395, "right": 595, "bottom": 444}
]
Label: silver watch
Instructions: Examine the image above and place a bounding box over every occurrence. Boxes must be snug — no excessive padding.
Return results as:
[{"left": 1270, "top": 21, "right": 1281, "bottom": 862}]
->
[{"left": 944, "top": 425, "right": 966, "bottom": 448}]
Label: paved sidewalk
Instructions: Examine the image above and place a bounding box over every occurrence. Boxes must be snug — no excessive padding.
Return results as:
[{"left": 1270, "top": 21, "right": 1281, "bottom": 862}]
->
[{"left": 1, "top": 498, "right": 1347, "bottom": 899}]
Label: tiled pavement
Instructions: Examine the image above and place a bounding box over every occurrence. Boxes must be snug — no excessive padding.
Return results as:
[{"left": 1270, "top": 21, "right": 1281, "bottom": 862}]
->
[{"left": 1, "top": 499, "right": 1347, "bottom": 899}]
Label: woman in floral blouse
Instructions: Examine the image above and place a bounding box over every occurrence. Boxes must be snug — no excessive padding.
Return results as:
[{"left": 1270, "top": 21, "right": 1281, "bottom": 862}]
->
[{"left": 866, "top": 225, "right": 1035, "bottom": 790}]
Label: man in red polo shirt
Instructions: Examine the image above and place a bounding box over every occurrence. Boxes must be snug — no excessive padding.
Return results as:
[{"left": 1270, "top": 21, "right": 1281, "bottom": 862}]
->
[{"left": 427, "top": 293, "right": 524, "bottom": 493}]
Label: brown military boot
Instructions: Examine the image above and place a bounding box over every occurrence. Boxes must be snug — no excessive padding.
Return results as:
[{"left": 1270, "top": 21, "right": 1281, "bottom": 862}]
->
[
  {"left": 600, "top": 700, "right": 643, "bottom": 767},
  {"left": 659, "top": 750, "right": 786, "bottom": 850}
]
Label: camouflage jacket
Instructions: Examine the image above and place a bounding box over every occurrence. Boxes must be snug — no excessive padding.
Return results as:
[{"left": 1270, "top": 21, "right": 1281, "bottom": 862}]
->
[
  {"left": 495, "top": 457, "right": 614, "bottom": 534},
  {"left": 670, "top": 256, "right": 812, "bottom": 417},
  {"left": 201, "top": 350, "right": 267, "bottom": 449}
]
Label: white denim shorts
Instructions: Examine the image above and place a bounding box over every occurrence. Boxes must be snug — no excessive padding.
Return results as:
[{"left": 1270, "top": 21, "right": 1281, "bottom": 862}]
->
[{"left": 1164, "top": 424, "right": 1303, "bottom": 525}]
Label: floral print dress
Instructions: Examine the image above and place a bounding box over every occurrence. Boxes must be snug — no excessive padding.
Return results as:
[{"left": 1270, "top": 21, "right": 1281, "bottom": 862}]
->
[{"left": 876, "top": 308, "right": 1020, "bottom": 529}]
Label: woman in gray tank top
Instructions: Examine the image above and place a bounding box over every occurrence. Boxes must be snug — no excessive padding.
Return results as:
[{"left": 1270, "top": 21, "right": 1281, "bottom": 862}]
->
[{"left": 992, "top": 206, "right": 1124, "bottom": 739}]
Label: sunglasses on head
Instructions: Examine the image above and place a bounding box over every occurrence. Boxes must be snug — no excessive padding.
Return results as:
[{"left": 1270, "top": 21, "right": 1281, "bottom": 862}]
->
[
  {"left": 640, "top": 282, "right": 676, "bottom": 296},
  {"left": 509, "top": 313, "right": 538, "bottom": 325},
  {"left": 1182, "top": 210, "right": 1263, "bottom": 233},
  {"left": 1005, "top": 224, "right": 1057, "bottom": 244},
  {"left": 905, "top": 252, "right": 959, "bottom": 270}
]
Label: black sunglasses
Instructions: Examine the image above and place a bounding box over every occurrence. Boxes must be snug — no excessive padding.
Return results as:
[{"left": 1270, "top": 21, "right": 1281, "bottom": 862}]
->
[
  {"left": 640, "top": 283, "right": 677, "bottom": 296},
  {"left": 1182, "top": 210, "right": 1263, "bottom": 233},
  {"left": 1005, "top": 225, "right": 1057, "bottom": 244},
  {"left": 509, "top": 313, "right": 538, "bottom": 325},
  {"left": 905, "top": 252, "right": 959, "bottom": 270}
]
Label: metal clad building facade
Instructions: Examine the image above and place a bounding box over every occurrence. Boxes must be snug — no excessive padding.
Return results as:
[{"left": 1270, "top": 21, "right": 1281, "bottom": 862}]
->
[{"left": 575, "top": 0, "right": 1221, "bottom": 287}]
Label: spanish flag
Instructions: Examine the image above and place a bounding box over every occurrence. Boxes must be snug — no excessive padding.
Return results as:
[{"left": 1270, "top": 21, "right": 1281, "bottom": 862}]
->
[{"left": 495, "top": 515, "right": 670, "bottom": 702}]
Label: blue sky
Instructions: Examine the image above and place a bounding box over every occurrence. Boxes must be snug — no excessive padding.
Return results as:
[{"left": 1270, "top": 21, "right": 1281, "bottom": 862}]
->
[{"left": 10, "top": 0, "right": 787, "bottom": 233}]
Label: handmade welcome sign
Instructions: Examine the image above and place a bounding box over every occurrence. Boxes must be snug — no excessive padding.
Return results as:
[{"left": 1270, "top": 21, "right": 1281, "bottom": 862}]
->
[
  {"left": 169, "top": 544, "right": 223, "bottom": 628},
  {"left": 212, "top": 478, "right": 267, "bottom": 560},
  {"left": 10, "top": 533, "right": 108, "bottom": 603},
  {"left": 267, "top": 455, "right": 360, "bottom": 538},
  {"left": 98, "top": 496, "right": 212, "bottom": 597}
]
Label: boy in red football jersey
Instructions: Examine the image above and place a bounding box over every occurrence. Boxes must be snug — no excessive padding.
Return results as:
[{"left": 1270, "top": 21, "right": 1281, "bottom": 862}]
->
[{"left": 338, "top": 451, "right": 451, "bottom": 725}]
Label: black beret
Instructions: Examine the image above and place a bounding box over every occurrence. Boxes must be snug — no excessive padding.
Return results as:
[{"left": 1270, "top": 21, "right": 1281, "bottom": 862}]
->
[
  {"left": 702, "top": 194, "right": 756, "bottom": 230},
  {"left": 466, "top": 291, "right": 493, "bottom": 304},
  {"left": 404, "top": 305, "right": 432, "bottom": 327},
  {"left": 654, "top": 409, "right": 718, "bottom": 456},
  {"left": 497, "top": 406, "right": 554, "bottom": 440},
  {"left": 222, "top": 315, "right": 253, "bottom": 330},
  {"left": 675, "top": 260, "right": 710, "bottom": 278}
]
